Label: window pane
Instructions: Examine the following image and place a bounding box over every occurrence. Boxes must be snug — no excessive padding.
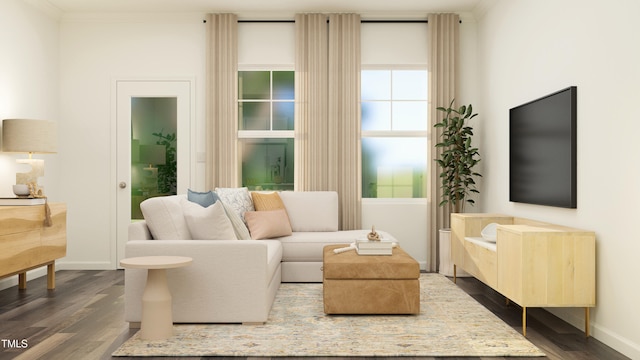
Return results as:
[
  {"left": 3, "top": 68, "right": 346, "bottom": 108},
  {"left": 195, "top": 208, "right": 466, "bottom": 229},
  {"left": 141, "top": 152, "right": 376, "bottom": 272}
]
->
[
  {"left": 273, "top": 71, "right": 295, "bottom": 100},
  {"left": 239, "top": 102, "right": 270, "bottom": 130},
  {"left": 392, "top": 70, "right": 427, "bottom": 100},
  {"left": 392, "top": 101, "right": 428, "bottom": 131},
  {"left": 361, "top": 70, "right": 391, "bottom": 100},
  {"left": 241, "top": 138, "right": 294, "bottom": 191},
  {"left": 239, "top": 71, "right": 270, "bottom": 99},
  {"left": 362, "top": 137, "right": 427, "bottom": 198},
  {"left": 273, "top": 102, "right": 294, "bottom": 130},
  {"left": 362, "top": 101, "right": 391, "bottom": 131}
]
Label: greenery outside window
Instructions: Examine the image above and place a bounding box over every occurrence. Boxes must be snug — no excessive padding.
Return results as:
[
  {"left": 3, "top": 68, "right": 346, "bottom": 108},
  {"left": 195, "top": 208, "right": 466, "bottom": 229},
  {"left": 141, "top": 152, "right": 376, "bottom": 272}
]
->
[
  {"left": 361, "top": 69, "right": 428, "bottom": 198},
  {"left": 238, "top": 70, "right": 294, "bottom": 191}
]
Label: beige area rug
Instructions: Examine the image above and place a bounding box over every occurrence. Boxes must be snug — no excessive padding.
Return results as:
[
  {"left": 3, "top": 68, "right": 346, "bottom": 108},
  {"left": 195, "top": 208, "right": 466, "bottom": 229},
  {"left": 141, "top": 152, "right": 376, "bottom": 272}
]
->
[{"left": 113, "top": 273, "right": 544, "bottom": 357}]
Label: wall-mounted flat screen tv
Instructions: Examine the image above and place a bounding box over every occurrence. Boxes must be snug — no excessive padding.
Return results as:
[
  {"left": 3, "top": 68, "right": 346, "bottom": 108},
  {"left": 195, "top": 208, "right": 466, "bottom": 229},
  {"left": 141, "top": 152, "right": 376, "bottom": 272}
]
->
[{"left": 509, "top": 86, "right": 577, "bottom": 208}]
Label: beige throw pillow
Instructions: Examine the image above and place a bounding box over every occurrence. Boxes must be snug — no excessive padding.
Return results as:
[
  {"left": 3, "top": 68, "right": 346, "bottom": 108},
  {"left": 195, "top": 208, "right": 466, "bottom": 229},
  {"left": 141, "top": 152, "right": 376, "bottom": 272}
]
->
[
  {"left": 244, "top": 209, "right": 293, "bottom": 240},
  {"left": 251, "top": 191, "right": 286, "bottom": 211},
  {"left": 181, "top": 198, "right": 237, "bottom": 240}
]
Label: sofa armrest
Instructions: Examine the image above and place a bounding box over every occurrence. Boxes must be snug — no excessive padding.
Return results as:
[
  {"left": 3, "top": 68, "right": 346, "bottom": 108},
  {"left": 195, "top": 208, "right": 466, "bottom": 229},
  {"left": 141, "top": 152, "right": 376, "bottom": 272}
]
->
[
  {"left": 129, "top": 221, "right": 152, "bottom": 240},
  {"left": 125, "top": 239, "right": 273, "bottom": 283},
  {"left": 124, "top": 239, "right": 282, "bottom": 323}
]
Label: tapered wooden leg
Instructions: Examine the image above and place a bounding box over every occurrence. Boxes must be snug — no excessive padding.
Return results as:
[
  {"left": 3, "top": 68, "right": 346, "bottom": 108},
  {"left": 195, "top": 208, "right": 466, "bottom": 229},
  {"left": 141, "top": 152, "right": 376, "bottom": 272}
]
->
[
  {"left": 453, "top": 265, "right": 457, "bottom": 284},
  {"left": 18, "top": 272, "right": 27, "bottom": 290},
  {"left": 585, "top": 307, "right": 590, "bottom": 338},
  {"left": 522, "top": 307, "right": 527, "bottom": 337},
  {"left": 47, "top": 262, "right": 56, "bottom": 290}
]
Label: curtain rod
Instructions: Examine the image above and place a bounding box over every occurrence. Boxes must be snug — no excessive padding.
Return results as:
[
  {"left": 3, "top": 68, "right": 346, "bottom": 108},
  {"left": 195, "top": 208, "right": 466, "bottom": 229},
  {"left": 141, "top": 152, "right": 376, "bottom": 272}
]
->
[{"left": 203, "top": 19, "right": 462, "bottom": 24}]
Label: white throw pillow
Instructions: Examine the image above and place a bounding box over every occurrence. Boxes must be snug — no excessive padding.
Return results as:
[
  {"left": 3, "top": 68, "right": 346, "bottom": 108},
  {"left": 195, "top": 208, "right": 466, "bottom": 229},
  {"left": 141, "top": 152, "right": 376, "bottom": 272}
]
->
[
  {"left": 481, "top": 223, "right": 498, "bottom": 242},
  {"left": 181, "top": 198, "right": 237, "bottom": 240},
  {"left": 215, "top": 187, "right": 255, "bottom": 223},
  {"left": 140, "top": 195, "right": 191, "bottom": 240}
]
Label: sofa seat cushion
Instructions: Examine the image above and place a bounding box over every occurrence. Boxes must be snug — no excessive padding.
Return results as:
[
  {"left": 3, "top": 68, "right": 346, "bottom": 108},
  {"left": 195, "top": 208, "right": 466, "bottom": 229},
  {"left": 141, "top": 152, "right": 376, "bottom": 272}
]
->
[{"left": 277, "top": 230, "right": 396, "bottom": 262}]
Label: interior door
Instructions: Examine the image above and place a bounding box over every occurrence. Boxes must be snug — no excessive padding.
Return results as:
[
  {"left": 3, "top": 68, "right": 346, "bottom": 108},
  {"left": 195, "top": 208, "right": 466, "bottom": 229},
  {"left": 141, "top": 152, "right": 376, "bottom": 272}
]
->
[{"left": 115, "top": 80, "right": 192, "bottom": 265}]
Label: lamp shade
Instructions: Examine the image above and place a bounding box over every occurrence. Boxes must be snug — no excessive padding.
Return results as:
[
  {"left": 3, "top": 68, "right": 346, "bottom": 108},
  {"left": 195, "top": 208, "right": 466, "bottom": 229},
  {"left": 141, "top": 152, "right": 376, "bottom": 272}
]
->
[
  {"left": 139, "top": 144, "right": 166, "bottom": 165},
  {"left": 2, "top": 119, "right": 58, "bottom": 153}
]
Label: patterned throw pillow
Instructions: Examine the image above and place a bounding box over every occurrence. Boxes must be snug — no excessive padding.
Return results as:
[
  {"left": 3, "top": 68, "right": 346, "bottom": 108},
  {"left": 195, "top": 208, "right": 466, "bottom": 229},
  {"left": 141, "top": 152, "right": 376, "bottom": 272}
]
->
[
  {"left": 219, "top": 201, "right": 252, "bottom": 240},
  {"left": 215, "top": 187, "right": 255, "bottom": 223}
]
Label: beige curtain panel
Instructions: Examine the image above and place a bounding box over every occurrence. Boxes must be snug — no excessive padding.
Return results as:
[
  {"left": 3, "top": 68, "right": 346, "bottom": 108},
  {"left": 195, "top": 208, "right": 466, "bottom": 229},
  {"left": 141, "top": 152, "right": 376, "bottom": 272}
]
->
[
  {"left": 205, "top": 13, "right": 239, "bottom": 189},
  {"left": 295, "top": 13, "right": 361, "bottom": 230},
  {"left": 427, "top": 13, "right": 459, "bottom": 272},
  {"left": 328, "top": 13, "right": 362, "bottom": 230},
  {"left": 294, "top": 13, "right": 329, "bottom": 192}
]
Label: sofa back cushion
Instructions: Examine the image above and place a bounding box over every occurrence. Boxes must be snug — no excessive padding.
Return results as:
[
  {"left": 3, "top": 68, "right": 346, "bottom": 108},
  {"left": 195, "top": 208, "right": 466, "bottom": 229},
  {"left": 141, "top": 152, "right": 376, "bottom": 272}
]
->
[
  {"left": 278, "top": 191, "right": 338, "bottom": 232},
  {"left": 140, "top": 195, "right": 191, "bottom": 240}
]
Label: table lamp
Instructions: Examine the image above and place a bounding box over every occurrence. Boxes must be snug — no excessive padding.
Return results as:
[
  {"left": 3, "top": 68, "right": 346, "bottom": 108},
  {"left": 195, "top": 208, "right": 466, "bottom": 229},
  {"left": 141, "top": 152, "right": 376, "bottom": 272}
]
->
[
  {"left": 1, "top": 119, "right": 58, "bottom": 196},
  {"left": 139, "top": 144, "right": 166, "bottom": 176}
]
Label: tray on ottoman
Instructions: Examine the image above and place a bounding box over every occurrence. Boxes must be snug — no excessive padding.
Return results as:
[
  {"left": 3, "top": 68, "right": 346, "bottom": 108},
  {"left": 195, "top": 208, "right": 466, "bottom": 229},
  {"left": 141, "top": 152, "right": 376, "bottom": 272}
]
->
[{"left": 322, "top": 244, "right": 420, "bottom": 315}]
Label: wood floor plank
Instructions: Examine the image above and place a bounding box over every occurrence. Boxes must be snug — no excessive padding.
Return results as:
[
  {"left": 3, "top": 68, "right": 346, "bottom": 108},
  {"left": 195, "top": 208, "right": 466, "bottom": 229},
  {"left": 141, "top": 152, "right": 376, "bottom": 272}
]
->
[{"left": 0, "top": 270, "right": 630, "bottom": 360}]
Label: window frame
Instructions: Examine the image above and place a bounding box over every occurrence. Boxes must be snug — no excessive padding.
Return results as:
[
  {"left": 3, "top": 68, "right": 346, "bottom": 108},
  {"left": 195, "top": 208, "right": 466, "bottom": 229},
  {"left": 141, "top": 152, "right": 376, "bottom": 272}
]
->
[
  {"left": 237, "top": 66, "right": 295, "bottom": 190},
  {"left": 361, "top": 65, "right": 429, "bottom": 200},
  {"left": 238, "top": 66, "right": 295, "bottom": 140}
]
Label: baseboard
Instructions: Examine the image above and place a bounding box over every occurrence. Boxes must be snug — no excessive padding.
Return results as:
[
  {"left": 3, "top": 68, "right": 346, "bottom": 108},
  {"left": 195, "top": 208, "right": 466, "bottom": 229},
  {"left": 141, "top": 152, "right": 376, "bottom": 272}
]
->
[
  {"left": 547, "top": 307, "right": 640, "bottom": 359},
  {"left": 57, "top": 261, "right": 115, "bottom": 270},
  {"left": 592, "top": 321, "right": 640, "bottom": 359},
  {"left": 0, "top": 268, "right": 48, "bottom": 291}
]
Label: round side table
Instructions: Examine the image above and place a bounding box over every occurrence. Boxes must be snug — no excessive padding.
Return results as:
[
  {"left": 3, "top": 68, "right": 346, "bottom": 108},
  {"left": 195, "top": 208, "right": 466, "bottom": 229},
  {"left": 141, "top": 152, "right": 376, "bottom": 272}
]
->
[{"left": 120, "top": 256, "right": 192, "bottom": 340}]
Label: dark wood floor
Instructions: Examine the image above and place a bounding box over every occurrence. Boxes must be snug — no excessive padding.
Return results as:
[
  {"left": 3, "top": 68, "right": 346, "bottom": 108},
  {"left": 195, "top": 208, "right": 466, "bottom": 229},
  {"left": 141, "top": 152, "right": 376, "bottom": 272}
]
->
[{"left": 0, "top": 270, "right": 629, "bottom": 360}]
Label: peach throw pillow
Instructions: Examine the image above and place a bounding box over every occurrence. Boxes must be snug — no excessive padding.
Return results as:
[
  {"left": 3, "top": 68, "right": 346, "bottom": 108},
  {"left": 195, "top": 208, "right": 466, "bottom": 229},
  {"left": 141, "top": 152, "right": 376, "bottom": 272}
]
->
[{"left": 244, "top": 209, "right": 293, "bottom": 239}]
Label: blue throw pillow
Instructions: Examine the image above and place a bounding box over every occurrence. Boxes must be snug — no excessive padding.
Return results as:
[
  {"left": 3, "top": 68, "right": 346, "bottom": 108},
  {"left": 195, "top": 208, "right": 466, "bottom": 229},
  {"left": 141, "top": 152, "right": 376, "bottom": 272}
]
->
[{"left": 187, "top": 189, "right": 219, "bottom": 208}]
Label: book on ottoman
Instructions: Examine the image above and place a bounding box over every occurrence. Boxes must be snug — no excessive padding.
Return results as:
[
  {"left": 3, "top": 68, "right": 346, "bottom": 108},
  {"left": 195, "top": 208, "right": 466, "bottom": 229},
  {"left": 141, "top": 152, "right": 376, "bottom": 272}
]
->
[{"left": 355, "top": 238, "right": 393, "bottom": 255}]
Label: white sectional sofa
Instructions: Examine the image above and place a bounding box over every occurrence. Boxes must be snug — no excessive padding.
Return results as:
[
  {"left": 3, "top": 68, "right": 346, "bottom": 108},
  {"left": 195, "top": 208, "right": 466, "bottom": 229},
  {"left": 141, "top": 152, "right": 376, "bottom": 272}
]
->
[{"left": 124, "top": 191, "right": 395, "bottom": 325}]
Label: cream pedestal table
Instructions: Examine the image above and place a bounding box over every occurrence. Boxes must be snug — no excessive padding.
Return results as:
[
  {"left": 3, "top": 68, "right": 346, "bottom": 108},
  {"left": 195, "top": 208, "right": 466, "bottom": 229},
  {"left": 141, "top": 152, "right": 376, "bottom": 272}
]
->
[{"left": 120, "top": 256, "right": 192, "bottom": 340}]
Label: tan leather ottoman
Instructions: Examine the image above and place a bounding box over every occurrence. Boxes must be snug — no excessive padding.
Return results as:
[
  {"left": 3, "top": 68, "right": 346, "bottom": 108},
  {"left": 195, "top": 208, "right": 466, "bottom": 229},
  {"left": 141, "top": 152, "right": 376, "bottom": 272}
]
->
[{"left": 323, "top": 244, "right": 420, "bottom": 314}]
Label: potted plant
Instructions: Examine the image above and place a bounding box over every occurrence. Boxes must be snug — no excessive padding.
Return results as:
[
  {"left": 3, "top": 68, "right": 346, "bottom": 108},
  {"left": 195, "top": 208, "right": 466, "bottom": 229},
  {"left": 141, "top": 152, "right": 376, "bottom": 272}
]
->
[{"left": 434, "top": 99, "right": 481, "bottom": 276}]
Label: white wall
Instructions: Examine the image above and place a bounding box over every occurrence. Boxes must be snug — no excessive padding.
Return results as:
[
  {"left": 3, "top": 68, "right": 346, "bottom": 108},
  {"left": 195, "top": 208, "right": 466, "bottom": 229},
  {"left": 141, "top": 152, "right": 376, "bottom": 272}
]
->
[
  {"left": 0, "top": 0, "right": 61, "bottom": 289},
  {"left": 0, "top": 0, "right": 60, "bottom": 199},
  {"left": 2, "top": 11, "right": 478, "bottom": 274},
  {"left": 476, "top": 0, "right": 640, "bottom": 358},
  {"left": 58, "top": 14, "right": 206, "bottom": 269}
]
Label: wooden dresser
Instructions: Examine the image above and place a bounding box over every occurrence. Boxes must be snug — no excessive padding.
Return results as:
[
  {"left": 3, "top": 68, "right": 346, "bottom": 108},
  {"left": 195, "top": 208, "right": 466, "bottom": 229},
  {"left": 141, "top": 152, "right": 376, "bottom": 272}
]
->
[
  {"left": 0, "top": 203, "right": 67, "bottom": 290},
  {"left": 450, "top": 213, "right": 596, "bottom": 337}
]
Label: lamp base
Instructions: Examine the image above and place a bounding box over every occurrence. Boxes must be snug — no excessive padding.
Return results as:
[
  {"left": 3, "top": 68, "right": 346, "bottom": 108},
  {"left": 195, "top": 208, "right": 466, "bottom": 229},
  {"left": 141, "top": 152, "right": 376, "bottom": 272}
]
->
[{"left": 16, "top": 158, "right": 45, "bottom": 196}]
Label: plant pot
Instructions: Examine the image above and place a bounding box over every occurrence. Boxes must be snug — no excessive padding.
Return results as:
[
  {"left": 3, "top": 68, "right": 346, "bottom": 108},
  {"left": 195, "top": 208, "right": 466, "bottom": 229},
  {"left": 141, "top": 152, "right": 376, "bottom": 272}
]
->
[{"left": 438, "top": 228, "right": 469, "bottom": 277}]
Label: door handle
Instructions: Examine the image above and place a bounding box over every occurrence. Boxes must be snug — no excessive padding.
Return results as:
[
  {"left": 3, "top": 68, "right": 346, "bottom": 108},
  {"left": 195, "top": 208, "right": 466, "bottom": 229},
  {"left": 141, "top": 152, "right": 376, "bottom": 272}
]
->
[{"left": 119, "top": 182, "right": 127, "bottom": 189}]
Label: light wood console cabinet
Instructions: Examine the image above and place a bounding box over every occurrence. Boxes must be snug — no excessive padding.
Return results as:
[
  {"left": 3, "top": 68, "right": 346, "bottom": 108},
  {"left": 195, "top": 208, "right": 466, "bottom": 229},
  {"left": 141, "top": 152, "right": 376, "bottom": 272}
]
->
[
  {"left": 451, "top": 213, "right": 595, "bottom": 337},
  {"left": 0, "top": 203, "right": 67, "bottom": 290}
]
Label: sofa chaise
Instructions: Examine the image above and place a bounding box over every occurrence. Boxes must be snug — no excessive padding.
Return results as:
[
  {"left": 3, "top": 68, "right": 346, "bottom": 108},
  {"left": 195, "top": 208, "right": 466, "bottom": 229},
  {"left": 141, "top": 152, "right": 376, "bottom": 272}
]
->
[{"left": 124, "top": 190, "right": 395, "bottom": 325}]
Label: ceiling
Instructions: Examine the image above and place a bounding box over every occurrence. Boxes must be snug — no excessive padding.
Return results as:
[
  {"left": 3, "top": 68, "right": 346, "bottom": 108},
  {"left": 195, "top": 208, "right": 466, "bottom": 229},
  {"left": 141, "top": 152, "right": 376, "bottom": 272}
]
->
[{"left": 32, "top": 0, "right": 488, "bottom": 19}]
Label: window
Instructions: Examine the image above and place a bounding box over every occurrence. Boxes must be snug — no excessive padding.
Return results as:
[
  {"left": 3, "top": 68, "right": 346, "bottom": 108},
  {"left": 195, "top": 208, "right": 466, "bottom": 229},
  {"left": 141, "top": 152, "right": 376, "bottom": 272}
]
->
[
  {"left": 238, "top": 70, "right": 295, "bottom": 191},
  {"left": 361, "top": 69, "right": 428, "bottom": 198}
]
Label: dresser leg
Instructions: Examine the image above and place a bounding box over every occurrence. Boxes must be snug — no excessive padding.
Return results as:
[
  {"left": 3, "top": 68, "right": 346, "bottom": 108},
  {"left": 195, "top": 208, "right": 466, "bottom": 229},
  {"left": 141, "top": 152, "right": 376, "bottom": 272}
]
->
[
  {"left": 47, "top": 262, "right": 56, "bottom": 290},
  {"left": 453, "top": 265, "right": 457, "bottom": 284},
  {"left": 18, "top": 272, "right": 27, "bottom": 289},
  {"left": 522, "top": 307, "right": 527, "bottom": 337},
  {"left": 585, "top": 307, "right": 590, "bottom": 338}
]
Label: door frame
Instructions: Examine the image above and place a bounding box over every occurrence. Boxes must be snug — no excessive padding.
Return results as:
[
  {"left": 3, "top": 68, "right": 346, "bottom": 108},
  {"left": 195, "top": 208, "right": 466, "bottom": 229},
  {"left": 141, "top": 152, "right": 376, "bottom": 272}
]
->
[{"left": 111, "top": 78, "right": 195, "bottom": 268}]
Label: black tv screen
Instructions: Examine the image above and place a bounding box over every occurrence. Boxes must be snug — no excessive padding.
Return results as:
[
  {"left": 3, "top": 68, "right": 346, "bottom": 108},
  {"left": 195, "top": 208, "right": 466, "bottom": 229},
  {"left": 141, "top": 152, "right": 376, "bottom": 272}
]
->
[{"left": 509, "top": 86, "right": 577, "bottom": 208}]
